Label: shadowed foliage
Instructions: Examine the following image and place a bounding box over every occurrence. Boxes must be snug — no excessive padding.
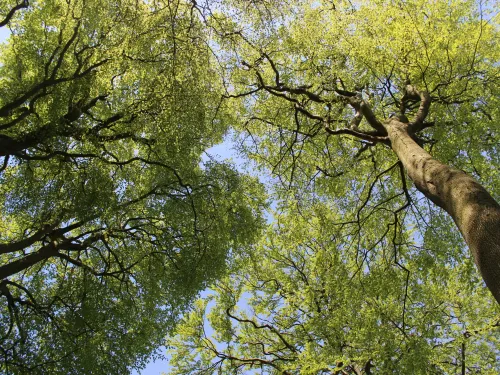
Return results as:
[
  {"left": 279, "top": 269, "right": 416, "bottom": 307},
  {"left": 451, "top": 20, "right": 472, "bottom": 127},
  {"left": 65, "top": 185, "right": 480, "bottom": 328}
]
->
[{"left": 0, "top": 1, "right": 264, "bottom": 373}]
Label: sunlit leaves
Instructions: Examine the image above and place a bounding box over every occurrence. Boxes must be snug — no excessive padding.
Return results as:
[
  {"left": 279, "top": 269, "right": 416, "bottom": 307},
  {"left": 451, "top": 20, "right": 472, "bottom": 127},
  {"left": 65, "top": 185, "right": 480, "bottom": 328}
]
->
[{"left": 166, "top": 0, "right": 500, "bottom": 373}]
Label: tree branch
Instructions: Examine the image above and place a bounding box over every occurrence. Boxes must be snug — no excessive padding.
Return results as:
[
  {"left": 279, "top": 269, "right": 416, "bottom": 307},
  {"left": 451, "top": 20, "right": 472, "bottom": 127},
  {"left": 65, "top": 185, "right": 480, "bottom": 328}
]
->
[
  {"left": 340, "top": 94, "right": 386, "bottom": 134},
  {"left": 0, "top": 0, "right": 28, "bottom": 28},
  {"left": 405, "top": 85, "right": 431, "bottom": 129},
  {"left": 324, "top": 127, "right": 389, "bottom": 144},
  {"left": 225, "top": 307, "right": 296, "bottom": 352}
]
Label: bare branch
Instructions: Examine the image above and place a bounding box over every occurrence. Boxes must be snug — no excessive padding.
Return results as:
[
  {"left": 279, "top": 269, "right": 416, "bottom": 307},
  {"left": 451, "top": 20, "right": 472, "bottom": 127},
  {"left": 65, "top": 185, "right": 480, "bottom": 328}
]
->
[
  {"left": 324, "top": 127, "right": 389, "bottom": 144},
  {"left": 225, "top": 307, "right": 296, "bottom": 352},
  {"left": 0, "top": 223, "right": 57, "bottom": 255},
  {"left": 405, "top": 85, "right": 431, "bottom": 129},
  {"left": 340, "top": 94, "right": 386, "bottom": 134}
]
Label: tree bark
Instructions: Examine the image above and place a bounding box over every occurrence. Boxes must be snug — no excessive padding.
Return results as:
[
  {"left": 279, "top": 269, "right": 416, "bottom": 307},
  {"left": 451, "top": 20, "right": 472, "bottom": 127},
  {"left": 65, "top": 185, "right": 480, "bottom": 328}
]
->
[
  {"left": 0, "top": 243, "right": 58, "bottom": 280},
  {"left": 386, "top": 119, "right": 500, "bottom": 304}
]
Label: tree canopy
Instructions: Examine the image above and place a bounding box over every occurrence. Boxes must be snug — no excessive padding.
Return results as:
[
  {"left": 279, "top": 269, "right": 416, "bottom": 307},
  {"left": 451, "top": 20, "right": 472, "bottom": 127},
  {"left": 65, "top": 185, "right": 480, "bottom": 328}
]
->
[
  {"left": 1, "top": 0, "right": 499, "bottom": 374},
  {"left": 0, "top": 0, "right": 264, "bottom": 373},
  {"left": 166, "top": 0, "right": 500, "bottom": 374}
]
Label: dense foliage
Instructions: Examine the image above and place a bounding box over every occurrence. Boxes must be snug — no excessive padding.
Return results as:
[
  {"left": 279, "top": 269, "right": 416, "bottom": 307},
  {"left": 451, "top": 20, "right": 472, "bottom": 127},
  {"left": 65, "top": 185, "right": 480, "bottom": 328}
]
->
[
  {"left": 1, "top": 0, "right": 499, "bottom": 374},
  {"left": 0, "top": 1, "right": 264, "bottom": 373},
  {"left": 166, "top": 0, "right": 500, "bottom": 374}
]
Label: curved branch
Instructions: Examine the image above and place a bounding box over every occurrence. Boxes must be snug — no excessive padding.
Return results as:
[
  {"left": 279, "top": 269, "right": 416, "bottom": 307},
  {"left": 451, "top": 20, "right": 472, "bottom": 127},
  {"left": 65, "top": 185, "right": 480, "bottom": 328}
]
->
[
  {"left": 405, "top": 85, "right": 431, "bottom": 129},
  {"left": 341, "top": 94, "right": 386, "bottom": 134},
  {"left": 0, "top": 0, "right": 28, "bottom": 28}
]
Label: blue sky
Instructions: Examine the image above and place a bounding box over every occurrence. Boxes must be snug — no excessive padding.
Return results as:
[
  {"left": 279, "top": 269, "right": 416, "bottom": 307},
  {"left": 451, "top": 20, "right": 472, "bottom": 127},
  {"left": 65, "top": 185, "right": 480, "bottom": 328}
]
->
[{"left": 0, "top": 26, "right": 9, "bottom": 42}]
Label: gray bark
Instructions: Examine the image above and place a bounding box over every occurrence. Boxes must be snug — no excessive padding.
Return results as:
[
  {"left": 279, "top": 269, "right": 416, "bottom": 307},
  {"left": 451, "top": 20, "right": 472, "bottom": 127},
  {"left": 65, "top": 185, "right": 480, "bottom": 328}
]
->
[{"left": 386, "top": 119, "right": 500, "bottom": 304}]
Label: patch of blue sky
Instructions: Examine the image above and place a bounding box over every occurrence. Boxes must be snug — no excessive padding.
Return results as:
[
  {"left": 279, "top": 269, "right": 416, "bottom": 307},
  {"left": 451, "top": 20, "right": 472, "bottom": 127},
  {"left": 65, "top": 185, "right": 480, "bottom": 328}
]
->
[{"left": 0, "top": 27, "right": 9, "bottom": 43}]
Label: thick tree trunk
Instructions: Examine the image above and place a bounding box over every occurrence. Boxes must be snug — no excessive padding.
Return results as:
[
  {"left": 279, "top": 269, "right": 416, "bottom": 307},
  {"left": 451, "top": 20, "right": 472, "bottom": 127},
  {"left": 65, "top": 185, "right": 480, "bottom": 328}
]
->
[{"left": 385, "top": 119, "right": 500, "bottom": 304}]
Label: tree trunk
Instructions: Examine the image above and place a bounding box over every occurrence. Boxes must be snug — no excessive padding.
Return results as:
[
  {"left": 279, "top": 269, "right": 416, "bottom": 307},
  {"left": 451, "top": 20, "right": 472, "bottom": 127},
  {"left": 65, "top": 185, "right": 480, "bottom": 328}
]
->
[{"left": 385, "top": 119, "right": 500, "bottom": 305}]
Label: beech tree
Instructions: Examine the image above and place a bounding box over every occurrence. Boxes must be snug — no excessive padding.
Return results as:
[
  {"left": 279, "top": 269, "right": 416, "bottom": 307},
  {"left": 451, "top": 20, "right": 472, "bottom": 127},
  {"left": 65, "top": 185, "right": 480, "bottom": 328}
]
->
[
  {"left": 212, "top": 0, "right": 500, "bottom": 302},
  {"left": 167, "top": 0, "right": 500, "bottom": 373},
  {"left": 0, "top": 1, "right": 264, "bottom": 373}
]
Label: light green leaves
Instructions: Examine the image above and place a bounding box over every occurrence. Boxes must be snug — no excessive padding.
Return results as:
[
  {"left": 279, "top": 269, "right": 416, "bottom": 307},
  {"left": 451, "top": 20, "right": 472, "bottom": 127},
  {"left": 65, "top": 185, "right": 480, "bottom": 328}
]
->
[{"left": 166, "top": 0, "right": 500, "bottom": 373}]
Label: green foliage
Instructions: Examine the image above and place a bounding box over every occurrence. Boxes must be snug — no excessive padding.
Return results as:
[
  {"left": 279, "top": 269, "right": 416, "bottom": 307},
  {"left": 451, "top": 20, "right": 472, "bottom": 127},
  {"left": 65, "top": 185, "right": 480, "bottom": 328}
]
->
[
  {"left": 166, "top": 0, "right": 500, "bottom": 374},
  {"left": 0, "top": 0, "right": 265, "bottom": 373},
  {"left": 168, "top": 203, "right": 500, "bottom": 374},
  {"left": 1, "top": 0, "right": 499, "bottom": 373}
]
